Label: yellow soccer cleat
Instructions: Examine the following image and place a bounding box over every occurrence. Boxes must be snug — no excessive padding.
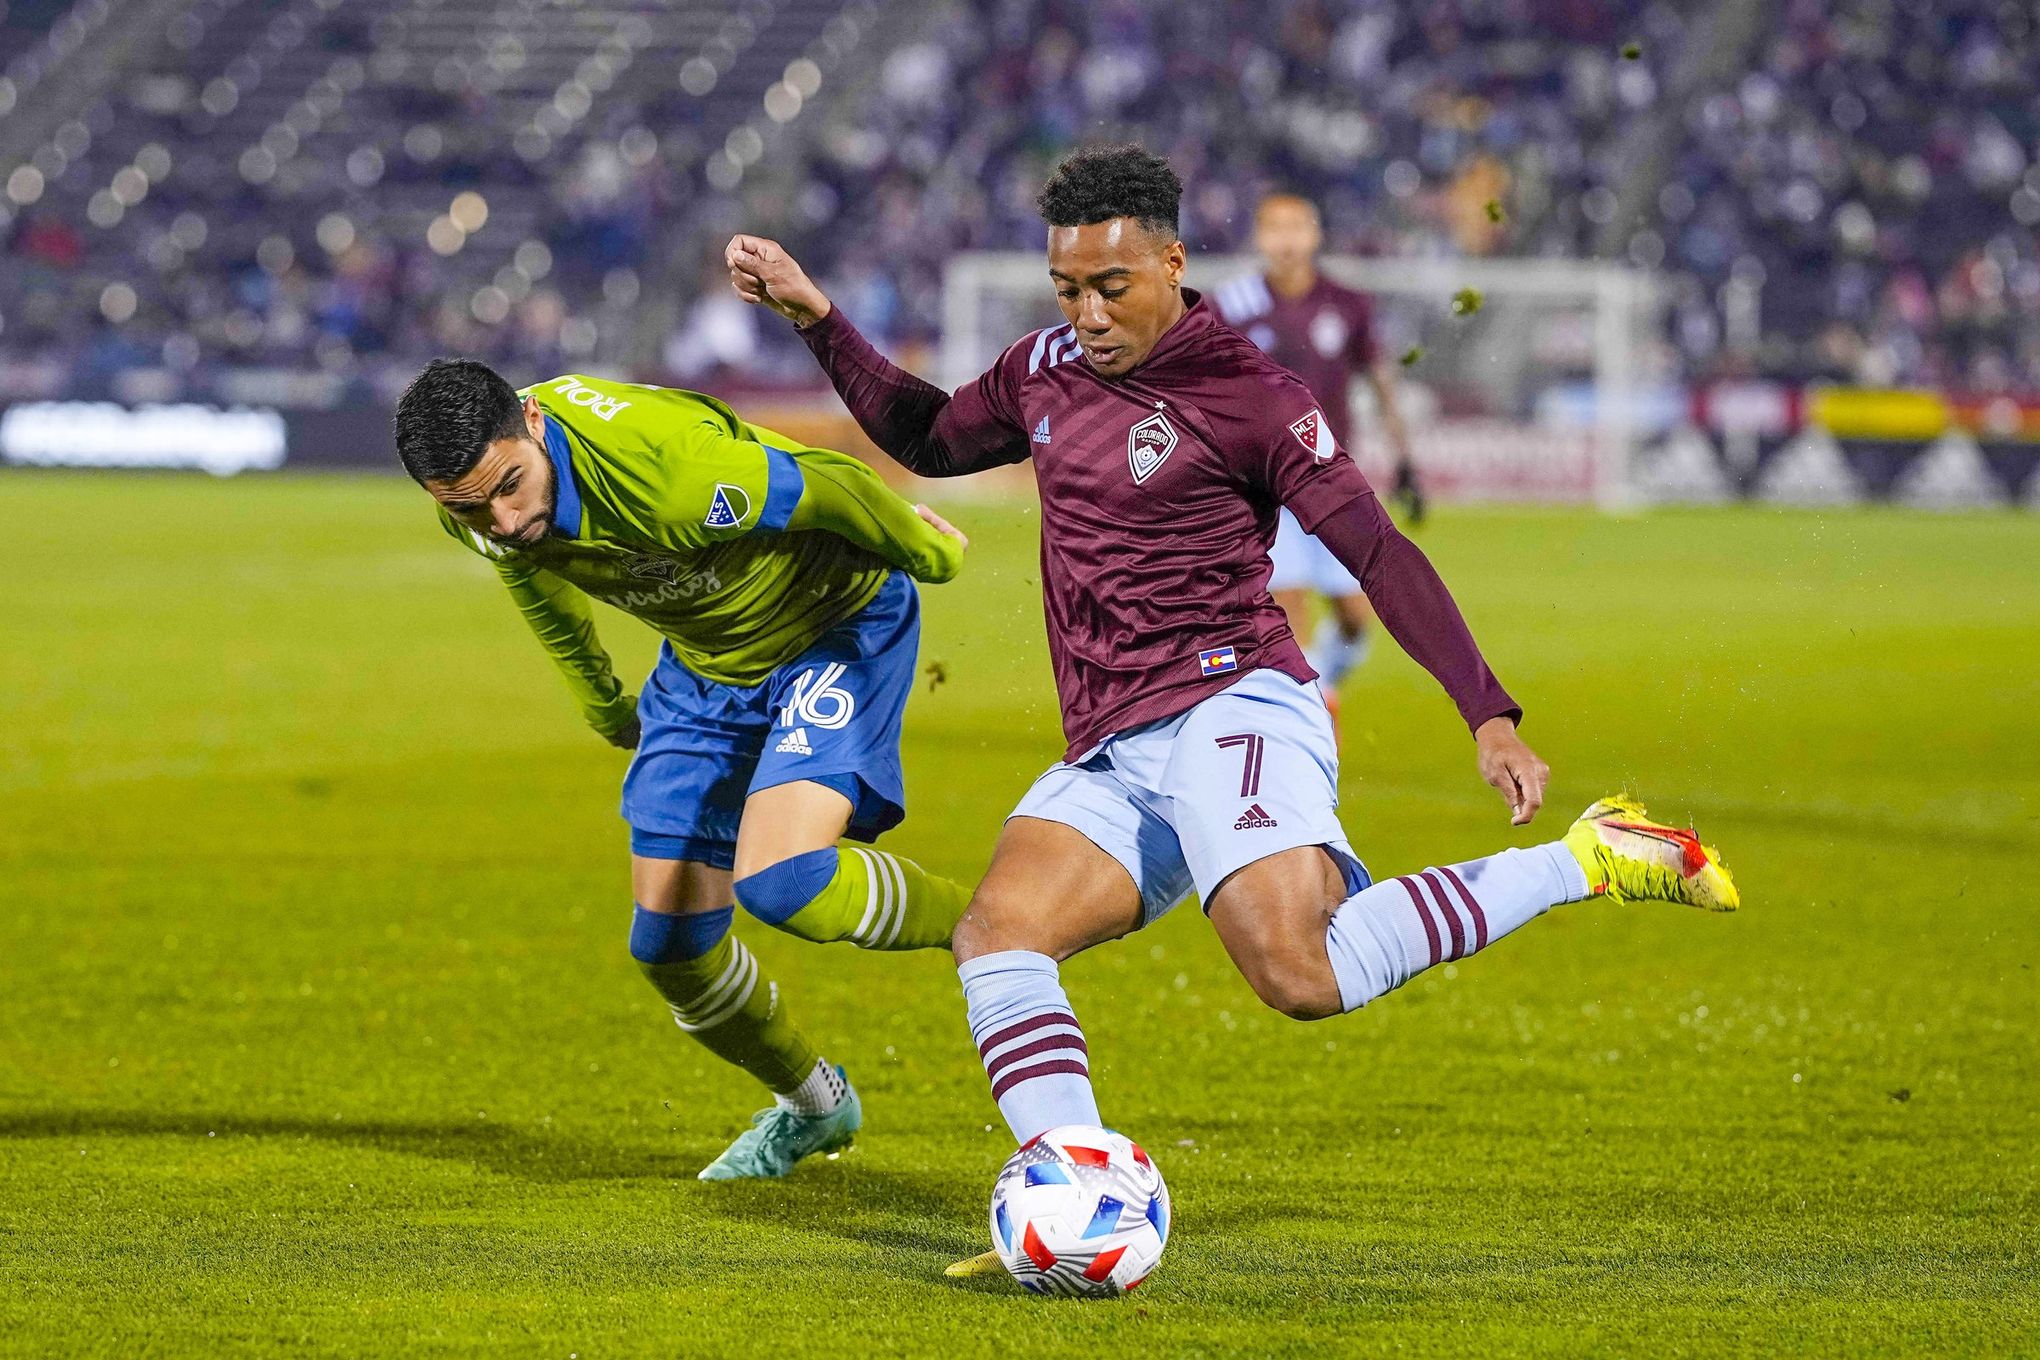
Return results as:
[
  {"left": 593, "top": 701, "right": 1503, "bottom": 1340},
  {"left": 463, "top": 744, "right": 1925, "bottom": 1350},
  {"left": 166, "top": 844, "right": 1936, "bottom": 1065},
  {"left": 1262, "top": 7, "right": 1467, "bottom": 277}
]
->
[
  {"left": 944, "top": 1249, "right": 1007, "bottom": 1280},
  {"left": 1562, "top": 796, "right": 1739, "bottom": 912}
]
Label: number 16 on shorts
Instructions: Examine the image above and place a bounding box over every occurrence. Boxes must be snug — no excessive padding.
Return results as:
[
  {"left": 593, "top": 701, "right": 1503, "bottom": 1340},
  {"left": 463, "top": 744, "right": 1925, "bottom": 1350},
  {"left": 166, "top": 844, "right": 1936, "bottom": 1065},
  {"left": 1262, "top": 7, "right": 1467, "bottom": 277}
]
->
[{"left": 781, "top": 662, "right": 857, "bottom": 730}]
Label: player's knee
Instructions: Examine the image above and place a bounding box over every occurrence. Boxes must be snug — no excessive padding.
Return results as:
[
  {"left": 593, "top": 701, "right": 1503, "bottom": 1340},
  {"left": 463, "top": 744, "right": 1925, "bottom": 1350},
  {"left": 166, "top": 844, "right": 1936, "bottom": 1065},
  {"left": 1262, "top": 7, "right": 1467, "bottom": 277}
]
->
[
  {"left": 628, "top": 904, "right": 733, "bottom": 966},
  {"left": 731, "top": 848, "right": 840, "bottom": 936},
  {"left": 1244, "top": 955, "right": 1342, "bottom": 1021},
  {"left": 1239, "top": 934, "right": 1344, "bottom": 1020},
  {"left": 952, "top": 893, "right": 1051, "bottom": 965},
  {"left": 950, "top": 902, "right": 1003, "bottom": 964}
]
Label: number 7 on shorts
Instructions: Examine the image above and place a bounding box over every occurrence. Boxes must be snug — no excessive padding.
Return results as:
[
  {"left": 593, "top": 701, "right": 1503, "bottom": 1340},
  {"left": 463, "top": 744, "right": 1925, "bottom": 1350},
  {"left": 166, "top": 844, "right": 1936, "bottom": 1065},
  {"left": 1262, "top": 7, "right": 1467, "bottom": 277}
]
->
[{"left": 1214, "top": 733, "right": 1265, "bottom": 798}]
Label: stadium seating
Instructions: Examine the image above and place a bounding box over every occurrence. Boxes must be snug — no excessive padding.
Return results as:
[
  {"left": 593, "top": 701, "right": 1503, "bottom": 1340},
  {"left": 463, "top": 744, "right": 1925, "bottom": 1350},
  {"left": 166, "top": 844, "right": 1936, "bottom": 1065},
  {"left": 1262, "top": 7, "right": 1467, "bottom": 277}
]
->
[
  {"left": 1, "top": 0, "right": 2036, "bottom": 397},
  {"left": 0, "top": 0, "right": 876, "bottom": 397}
]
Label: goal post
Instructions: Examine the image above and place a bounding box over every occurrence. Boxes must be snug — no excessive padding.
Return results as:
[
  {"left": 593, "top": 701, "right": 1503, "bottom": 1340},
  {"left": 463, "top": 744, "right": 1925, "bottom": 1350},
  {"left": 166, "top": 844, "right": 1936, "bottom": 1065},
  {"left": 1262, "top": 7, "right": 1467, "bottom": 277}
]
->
[{"left": 941, "top": 252, "right": 1664, "bottom": 508}]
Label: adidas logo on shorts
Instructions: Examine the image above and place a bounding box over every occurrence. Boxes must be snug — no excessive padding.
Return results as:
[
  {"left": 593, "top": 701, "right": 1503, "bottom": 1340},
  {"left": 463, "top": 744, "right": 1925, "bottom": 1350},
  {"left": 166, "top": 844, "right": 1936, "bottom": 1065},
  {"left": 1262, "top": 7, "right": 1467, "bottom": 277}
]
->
[
  {"left": 1234, "top": 802, "right": 1279, "bottom": 830},
  {"left": 775, "top": 726, "right": 814, "bottom": 756}
]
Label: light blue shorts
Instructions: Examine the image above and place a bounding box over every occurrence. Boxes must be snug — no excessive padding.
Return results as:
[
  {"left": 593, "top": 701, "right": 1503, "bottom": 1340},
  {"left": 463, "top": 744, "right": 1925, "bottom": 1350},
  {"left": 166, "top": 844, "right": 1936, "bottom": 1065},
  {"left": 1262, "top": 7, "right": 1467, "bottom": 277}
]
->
[
  {"left": 1009, "top": 668, "right": 1370, "bottom": 925},
  {"left": 1269, "top": 507, "right": 1362, "bottom": 596}
]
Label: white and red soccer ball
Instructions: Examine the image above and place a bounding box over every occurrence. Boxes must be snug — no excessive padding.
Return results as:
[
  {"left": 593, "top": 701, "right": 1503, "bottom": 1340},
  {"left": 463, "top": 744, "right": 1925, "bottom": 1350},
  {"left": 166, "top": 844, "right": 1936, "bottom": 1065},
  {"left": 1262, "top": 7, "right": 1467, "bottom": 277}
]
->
[{"left": 988, "top": 1124, "right": 1170, "bottom": 1297}]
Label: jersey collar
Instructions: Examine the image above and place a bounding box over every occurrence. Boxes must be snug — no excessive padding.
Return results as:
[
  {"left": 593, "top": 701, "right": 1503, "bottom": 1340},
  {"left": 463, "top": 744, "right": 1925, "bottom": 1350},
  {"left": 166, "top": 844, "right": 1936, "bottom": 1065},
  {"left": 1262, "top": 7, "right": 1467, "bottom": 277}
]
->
[
  {"left": 542, "top": 414, "right": 584, "bottom": 539},
  {"left": 1129, "top": 286, "right": 1216, "bottom": 375}
]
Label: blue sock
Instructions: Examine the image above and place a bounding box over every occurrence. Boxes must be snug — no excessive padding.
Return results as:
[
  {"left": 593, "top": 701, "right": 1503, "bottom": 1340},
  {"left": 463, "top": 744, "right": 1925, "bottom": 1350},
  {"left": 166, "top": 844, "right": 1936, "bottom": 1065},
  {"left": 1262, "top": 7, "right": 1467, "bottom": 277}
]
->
[{"left": 960, "top": 950, "right": 1100, "bottom": 1144}]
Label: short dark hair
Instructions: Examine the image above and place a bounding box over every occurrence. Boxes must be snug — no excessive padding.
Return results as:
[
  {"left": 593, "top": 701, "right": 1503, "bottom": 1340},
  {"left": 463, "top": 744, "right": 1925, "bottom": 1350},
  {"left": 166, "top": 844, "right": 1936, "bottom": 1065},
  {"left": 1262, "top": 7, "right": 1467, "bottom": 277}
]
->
[
  {"left": 393, "top": 358, "right": 529, "bottom": 483},
  {"left": 1036, "top": 144, "right": 1182, "bottom": 240}
]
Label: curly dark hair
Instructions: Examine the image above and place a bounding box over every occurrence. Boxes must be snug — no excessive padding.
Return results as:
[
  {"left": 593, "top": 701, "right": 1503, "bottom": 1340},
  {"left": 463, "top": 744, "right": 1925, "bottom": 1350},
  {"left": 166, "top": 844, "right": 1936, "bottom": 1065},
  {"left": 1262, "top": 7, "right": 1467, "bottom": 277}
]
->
[
  {"left": 393, "top": 357, "right": 528, "bottom": 483},
  {"left": 1036, "top": 144, "right": 1182, "bottom": 239}
]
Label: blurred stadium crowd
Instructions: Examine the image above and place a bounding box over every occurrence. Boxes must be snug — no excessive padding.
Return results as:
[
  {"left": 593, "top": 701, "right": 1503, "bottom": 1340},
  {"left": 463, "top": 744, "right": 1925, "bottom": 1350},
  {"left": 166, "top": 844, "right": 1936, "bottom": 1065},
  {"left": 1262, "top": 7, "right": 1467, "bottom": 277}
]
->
[{"left": 1, "top": 0, "right": 2037, "bottom": 405}]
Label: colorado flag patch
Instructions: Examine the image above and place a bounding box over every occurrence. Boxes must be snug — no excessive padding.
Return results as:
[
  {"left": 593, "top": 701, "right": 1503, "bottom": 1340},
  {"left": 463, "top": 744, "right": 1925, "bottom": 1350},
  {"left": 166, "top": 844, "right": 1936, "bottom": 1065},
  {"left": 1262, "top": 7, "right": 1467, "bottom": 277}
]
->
[
  {"left": 1289, "top": 409, "right": 1335, "bottom": 462},
  {"left": 1198, "top": 646, "right": 1239, "bottom": 677},
  {"left": 704, "top": 483, "right": 751, "bottom": 528}
]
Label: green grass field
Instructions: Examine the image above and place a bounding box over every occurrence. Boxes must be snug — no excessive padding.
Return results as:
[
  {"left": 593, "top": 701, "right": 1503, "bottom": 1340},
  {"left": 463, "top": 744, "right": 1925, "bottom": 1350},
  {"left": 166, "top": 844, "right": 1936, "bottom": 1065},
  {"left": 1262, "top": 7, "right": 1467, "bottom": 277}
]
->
[{"left": 3, "top": 472, "right": 2036, "bottom": 1357}]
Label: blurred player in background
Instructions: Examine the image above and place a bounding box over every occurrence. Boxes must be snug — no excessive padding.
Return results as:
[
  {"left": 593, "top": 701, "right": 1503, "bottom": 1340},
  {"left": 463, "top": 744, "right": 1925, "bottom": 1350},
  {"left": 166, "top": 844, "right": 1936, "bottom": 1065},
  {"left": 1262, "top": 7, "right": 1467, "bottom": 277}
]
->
[
  {"left": 1213, "top": 193, "right": 1423, "bottom": 718},
  {"left": 393, "top": 360, "right": 971, "bottom": 1180},
  {"left": 729, "top": 144, "right": 1737, "bottom": 1274}
]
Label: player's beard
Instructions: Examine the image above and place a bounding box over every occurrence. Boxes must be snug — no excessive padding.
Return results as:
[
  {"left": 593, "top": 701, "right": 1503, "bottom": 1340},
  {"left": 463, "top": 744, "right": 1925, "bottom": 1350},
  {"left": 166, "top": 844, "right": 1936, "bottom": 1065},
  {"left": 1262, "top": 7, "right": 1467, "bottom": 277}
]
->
[{"left": 490, "top": 447, "right": 559, "bottom": 548}]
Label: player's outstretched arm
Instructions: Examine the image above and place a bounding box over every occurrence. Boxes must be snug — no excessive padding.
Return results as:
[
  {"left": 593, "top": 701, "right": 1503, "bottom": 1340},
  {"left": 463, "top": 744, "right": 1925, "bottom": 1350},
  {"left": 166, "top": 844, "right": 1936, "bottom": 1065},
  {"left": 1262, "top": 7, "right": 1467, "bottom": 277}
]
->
[
  {"left": 1309, "top": 494, "right": 1546, "bottom": 823},
  {"left": 725, "top": 234, "right": 1030, "bottom": 477},
  {"left": 782, "top": 443, "right": 968, "bottom": 584},
  {"left": 724, "top": 232, "right": 834, "bottom": 328},
  {"left": 496, "top": 560, "right": 639, "bottom": 748},
  {"left": 619, "top": 415, "right": 965, "bottom": 584}
]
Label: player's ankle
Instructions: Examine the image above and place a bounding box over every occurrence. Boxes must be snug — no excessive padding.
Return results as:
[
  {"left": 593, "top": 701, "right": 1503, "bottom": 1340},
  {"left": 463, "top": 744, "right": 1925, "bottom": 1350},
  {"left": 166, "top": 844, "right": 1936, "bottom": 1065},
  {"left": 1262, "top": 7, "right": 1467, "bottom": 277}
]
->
[{"left": 774, "top": 1058, "right": 848, "bottom": 1116}]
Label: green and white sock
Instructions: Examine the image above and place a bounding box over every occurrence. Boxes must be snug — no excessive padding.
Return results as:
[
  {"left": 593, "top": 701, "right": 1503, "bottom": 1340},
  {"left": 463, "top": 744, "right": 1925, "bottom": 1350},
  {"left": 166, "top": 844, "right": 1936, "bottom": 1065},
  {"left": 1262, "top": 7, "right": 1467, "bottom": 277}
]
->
[
  {"left": 734, "top": 847, "right": 970, "bottom": 951},
  {"left": 633, "top": 907, "right": 819, "bottom": 1094}
]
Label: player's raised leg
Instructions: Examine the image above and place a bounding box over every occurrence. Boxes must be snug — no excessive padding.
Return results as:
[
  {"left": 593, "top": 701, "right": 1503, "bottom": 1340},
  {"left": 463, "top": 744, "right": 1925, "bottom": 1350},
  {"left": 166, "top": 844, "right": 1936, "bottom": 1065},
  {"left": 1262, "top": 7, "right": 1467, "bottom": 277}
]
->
[
  {"left": 1173, "top": 670, "right": 1736, "bottom": 1019},
  {"left": 728, "top": 573, "right": 971, "bottom": 951},
  {"left": 629, "top": 853, "right": 861, "bottom": 1179},
  {"left": 731, "top": 781, "right": 968, "bottom": 951},
  {"left": 1207, "top": 801, "right": 1738, "bottom": 1021}
]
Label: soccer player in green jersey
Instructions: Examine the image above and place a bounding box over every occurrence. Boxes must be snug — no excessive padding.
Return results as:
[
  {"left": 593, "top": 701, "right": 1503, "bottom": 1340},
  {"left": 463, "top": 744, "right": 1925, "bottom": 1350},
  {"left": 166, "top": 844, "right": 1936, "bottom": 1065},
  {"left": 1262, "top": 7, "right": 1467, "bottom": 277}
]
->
[{"left": 394, "top": 359, "right": 974, "bottom": 1179}]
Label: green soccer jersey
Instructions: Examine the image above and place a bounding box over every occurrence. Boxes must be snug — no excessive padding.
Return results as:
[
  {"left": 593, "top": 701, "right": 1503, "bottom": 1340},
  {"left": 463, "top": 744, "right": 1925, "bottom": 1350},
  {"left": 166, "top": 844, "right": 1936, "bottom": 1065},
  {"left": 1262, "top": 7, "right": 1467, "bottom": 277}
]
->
[{"left": 436, "top": 373, "right": 963, "bottom": 736}]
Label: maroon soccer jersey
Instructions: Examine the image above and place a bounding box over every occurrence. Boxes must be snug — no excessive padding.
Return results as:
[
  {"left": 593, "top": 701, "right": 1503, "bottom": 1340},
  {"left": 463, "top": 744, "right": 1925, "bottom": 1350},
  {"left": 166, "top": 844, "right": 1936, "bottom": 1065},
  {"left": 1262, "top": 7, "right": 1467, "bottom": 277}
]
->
[
  {"left": 1211, "top": 272, "right": 1377, "bottom": 452},
  {"left": 801, "top": 290, "right": 1516, "bottom": 759}
]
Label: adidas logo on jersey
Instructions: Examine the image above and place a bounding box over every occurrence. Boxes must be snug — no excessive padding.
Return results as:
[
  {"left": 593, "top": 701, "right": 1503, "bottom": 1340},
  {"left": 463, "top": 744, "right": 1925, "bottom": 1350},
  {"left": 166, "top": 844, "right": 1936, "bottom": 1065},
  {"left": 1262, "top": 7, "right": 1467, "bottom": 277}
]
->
[
  {"left": 1032, "top": 416, "right": 1052, "bottom": 444},
  {"left": 775, "top": 727, "right": 814, "bottom": 756},
  {"left": 1234, "top": 803, "right": 1279, "bottom": 830}
]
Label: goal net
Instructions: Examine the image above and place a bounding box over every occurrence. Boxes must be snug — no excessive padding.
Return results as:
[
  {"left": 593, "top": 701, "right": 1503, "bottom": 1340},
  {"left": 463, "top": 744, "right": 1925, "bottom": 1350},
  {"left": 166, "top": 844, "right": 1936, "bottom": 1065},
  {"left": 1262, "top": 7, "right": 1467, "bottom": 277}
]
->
[{"left": 941, "top": 252, "right": 1664, "bottom": 507}]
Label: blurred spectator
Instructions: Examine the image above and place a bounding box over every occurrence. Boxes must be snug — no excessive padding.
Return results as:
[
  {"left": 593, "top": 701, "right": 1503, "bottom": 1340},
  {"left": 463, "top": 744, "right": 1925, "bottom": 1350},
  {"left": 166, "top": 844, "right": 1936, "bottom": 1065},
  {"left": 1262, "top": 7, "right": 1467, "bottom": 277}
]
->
[{"left": 1, "top": 0, "right": 2036, "bottom": 399}]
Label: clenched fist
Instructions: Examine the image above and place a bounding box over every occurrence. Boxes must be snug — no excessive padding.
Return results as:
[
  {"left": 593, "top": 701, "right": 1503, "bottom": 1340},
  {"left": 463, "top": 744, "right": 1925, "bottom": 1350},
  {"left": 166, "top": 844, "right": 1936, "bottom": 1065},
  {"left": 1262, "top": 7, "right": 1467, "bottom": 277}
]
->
[{"left": 725, "top": 234, "right": 832, "bottom": 329}]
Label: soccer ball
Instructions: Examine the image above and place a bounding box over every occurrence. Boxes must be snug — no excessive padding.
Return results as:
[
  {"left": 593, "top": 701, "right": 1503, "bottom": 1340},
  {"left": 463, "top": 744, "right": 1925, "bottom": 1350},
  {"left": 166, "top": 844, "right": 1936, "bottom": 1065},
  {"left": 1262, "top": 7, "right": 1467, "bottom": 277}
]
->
[{"left": 988, "top": 1124, "right": 1170, "bottom": 1297}]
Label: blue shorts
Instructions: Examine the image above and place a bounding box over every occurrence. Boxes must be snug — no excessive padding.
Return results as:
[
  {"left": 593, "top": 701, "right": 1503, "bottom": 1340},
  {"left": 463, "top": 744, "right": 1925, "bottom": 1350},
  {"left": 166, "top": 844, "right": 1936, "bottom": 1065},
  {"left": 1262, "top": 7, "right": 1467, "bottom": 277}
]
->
[
  {"left": 1009, "top": 668, "right": 1370, "bottom": 925},
  {"left": 1269, "top": 508, "right": 1362, "bottom": 596},
  {"left": 622, "top": 570, "right": 919, "bottom": 870}
]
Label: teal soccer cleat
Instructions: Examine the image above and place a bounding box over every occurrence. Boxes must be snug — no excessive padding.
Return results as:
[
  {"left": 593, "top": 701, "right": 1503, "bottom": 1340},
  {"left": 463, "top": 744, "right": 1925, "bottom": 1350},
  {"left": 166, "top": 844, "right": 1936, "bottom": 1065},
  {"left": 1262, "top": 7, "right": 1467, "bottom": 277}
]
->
[{"left": 697, "top": 1069, "right": 862, "bottom": 1180}]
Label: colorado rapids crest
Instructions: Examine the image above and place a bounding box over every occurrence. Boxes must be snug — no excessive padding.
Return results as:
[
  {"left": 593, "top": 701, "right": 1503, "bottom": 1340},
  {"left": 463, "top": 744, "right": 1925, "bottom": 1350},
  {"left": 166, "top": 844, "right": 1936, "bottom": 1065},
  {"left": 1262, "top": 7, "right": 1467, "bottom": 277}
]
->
[{"left": 1128, "top": 411, "right": 1179, "bottom": 484}]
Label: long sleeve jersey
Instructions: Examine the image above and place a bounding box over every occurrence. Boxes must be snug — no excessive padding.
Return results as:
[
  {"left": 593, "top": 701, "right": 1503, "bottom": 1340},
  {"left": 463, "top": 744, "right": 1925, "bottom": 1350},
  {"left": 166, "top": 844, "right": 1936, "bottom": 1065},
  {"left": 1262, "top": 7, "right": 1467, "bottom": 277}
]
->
[
  {"left": 436, "top": 372, "right": 962, "bottom": 735},
  {"left": 797, "top": 293, "right": 1516, "bottom": 758}
]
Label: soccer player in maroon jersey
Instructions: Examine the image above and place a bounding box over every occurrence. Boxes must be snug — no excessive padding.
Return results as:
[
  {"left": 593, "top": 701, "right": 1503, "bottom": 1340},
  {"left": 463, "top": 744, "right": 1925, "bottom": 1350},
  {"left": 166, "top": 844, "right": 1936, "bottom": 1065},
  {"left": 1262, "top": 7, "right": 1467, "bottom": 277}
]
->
[
  {"left": 1214, "top": 192, "right": 1424, "bottom": 716},
  {"left": 727, "top": 145, "right": 1735, "bottom": 1269}
]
